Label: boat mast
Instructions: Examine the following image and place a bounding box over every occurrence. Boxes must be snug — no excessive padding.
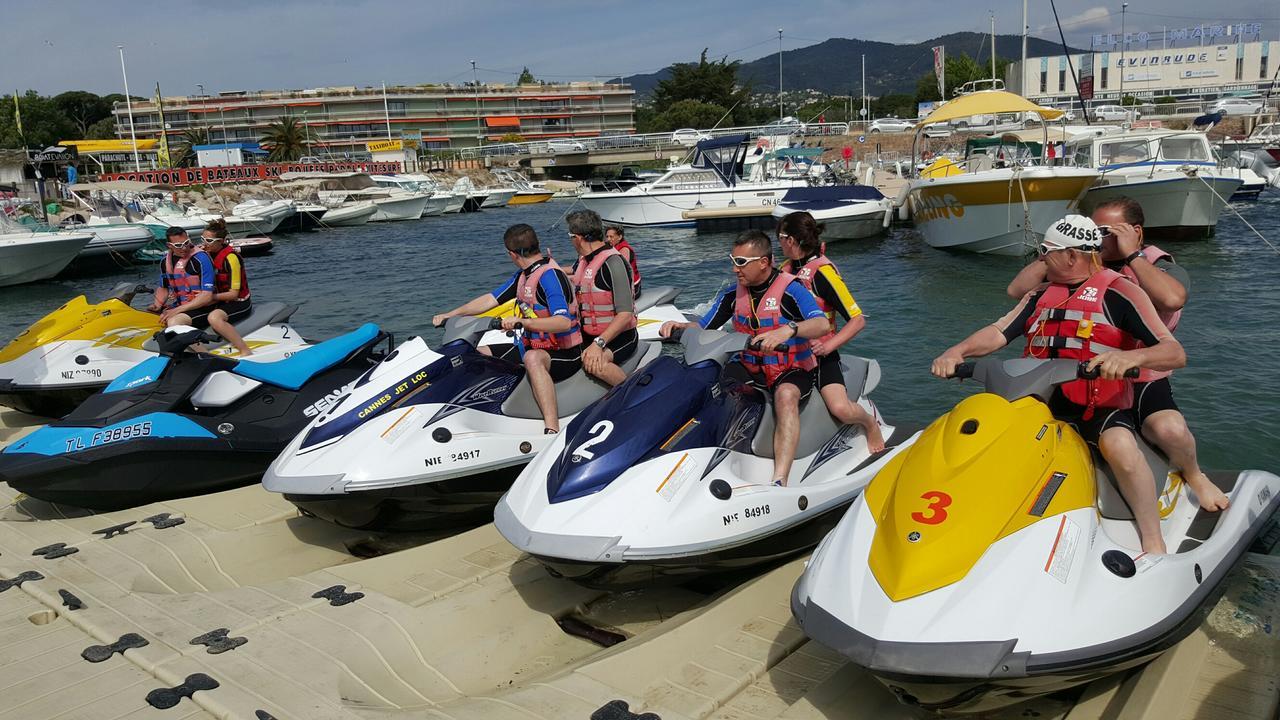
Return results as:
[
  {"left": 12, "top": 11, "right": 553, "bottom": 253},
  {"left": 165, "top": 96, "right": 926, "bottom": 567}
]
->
[
  {"left": 382, "top": 82, "right": 392, "bottom": 140},
  {"left": 117, "top": 45, "right": 141, "bottom": 172},
  {"left": 990, "top": 14, "right": 997, "bottom": 82},
  {"left": 777, "top": 29, "right": 784, "bottom": 121},
  {"left": 1021, "top": 0, "right": 1028, "bottom": 92}
]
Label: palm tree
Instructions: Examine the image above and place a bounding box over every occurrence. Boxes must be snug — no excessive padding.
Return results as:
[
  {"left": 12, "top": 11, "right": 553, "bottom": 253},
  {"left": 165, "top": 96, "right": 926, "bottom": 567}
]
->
[
  {"left": 261, "top": 118, "right": 306, "bottom": 162},
  {"left": 172, "top": 127, "right": 209, "bottom": 167}
]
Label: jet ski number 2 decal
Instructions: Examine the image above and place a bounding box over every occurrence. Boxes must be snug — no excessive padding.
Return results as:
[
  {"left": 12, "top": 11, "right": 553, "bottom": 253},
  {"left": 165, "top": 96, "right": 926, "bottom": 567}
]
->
[{"left": 65, "top": 421, "right": 153, "bottom": 452}]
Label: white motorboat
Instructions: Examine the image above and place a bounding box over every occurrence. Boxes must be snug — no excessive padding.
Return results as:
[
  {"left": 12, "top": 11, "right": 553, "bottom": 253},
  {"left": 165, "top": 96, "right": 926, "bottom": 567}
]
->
[
  {"left": 279, "top": 171, "right": 428, "bottom": 222},
  {"left": 771, "top": 185, "right": 893, "bottom": 241},
  {"left": 451, "top": 177, "right": 490, "bottom": 212},
  {"left": 479, "top": 187, "right": 517, "bottom": 208},
  {"left": 1067, "top": 129, "right": 1243, "bottom": 239},
  {"left": 372, "top": 175, "right": 450, "bottom": 216},
  {"left": 64, "top": 183, "right": 168, "bottom": 258},
  {"left": 231, "top": 198, "right": 298, "bottom": 230},
  {"left": 317, "top": 201, "right": 377, "bottom": 226},
  {"left": 580, "top": 134, "right": 809, "bottom": 227},
  {"left": 491, "top": 169, "right": 556, "bottom": 205},
  {"left": 0, "top": 222, "right": 92, "bottom": 287},
  {"left": 905, "top": 92, "right": 1098, "bottom": 256}
]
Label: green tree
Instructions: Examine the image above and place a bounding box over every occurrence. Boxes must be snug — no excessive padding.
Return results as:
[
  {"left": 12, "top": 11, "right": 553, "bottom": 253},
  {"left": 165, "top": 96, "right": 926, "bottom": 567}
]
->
[
  {"left": 517, "top": 67, "right": 536, "bottom": 84},
  {"left": 915, "top": 54, "right": 1011, "bottom": 105},
  {"left": 52, "top": 91, "right": 112, "bottom": 136},
  {"left": 260, "top": 117, "right": 305, "bottom": 162},
  {"left": 649, "top": 99, "right": 728, "bottom": 133},
  {"left": 652, "top": 50, "right": 754, "bottom": 125},
  {"left": 0, "top": 91, "right": 75, "bottom": 148},
  {"left": 172, "top": 127, "right": 209, "bottom": 167},
  {"left": 86, "top": 116, "right": 117, "bottom": 140}
]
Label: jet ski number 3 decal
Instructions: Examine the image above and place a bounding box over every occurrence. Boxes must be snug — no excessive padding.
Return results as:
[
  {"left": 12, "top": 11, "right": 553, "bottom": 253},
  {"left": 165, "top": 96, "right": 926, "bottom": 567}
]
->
[
  {"left": 65, "top": 421, "right": 153, "bottom": 452},
  {"left": 910, "top": 491, "right": 952, "bottom": 525}
]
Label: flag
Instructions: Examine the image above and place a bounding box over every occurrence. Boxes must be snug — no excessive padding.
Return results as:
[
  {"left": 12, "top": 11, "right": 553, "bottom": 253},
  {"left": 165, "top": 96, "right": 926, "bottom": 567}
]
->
[
  {"left": 932, "top": 46, "right": 946, "bottom": 99},
  {"left": 154, "top": 82, "right": 171, "bottom": 168},
  {"left": 12, "top": 91, "right": 22, "bottom": 139}
]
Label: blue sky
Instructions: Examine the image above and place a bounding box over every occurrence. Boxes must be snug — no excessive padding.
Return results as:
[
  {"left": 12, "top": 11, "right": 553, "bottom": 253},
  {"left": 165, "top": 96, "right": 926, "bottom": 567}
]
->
[{"left": 3, "top": 0, "right": 1275, "bottom": 95}]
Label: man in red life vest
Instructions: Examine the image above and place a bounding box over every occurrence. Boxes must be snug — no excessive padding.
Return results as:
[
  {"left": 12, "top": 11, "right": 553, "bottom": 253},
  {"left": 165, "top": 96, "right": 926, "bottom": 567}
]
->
[
  {"left": 604, "top": 224, "right": 642, "bottom": 298},
  {"left": 569, "top": 211, "right": 636, "bottom": 387},
  {"left": 432, "top": 224, "right": 582, "bottom": 434},
  {"left": 934, "top": 215, "right": 1186, "bottom": 554},
  {"left": 660, "top": 230, "right": 831, "bottom": 487},
  {"left": 1006, "top": 197, "right": 1228, "bottom": 513}
]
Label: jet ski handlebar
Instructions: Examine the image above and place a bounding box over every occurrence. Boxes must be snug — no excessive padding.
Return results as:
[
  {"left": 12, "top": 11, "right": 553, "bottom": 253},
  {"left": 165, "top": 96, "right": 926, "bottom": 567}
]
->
[
  {"left": 950, "top": 361, "right": 1138, "bottom": 381},
  {"left": 950, "top": 358, "right": 1141, "bottom": 402}
]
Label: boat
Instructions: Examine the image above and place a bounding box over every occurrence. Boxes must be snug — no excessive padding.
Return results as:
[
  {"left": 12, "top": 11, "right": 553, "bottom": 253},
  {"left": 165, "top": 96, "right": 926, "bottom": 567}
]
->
[
  {"left": 230, "top": 198, "right": 297, "bottom": 232},
  {"left": 61, "top": 183, "right": 162, "bottom": 259},
  {"left": 279, "top": 172, "right": 428, "bottom": 222},
  {"left": 451, "top": 177, "right": 491, "bottom": 212},
  {"left": 480, "top": 186, "right": 517, "bottom": 208},
  {"left": 580, "top": 134, "right": 811, "bottom": 227},
  {"left": 905, "top": 91, "right": 1098, "bottom": 255},
  {"left": 496, "top": 327, "right": 907, "bottom": 588},
  {"left": 491, "top": 168, "right": 555, "bottom": 204},
  {"left": 0, "top": 284, "right": 307, "bottom": 417},
  {"left": 0, "top": 322, "right": 388, "bottom": 509},
  {"left": 231, "top": 236, "right": 274, "bottom": 256},
  {"left": 370, "top": 175, "right": 450, "bottom": 216},
  {"left": 0, "top": 217, "right": 92, "bottom": 287},
  {"left": 790, "top": 357, "right": 1280, "bottom": 714},
  {"left": 1066, "top": 129, "right": 1244, "bottom": 239},
  {"left": 317, "top": 201, "right": 378, "bottom": 226},
  {"left": 770, "top": 185, "right": 894, "bottom": 241}
]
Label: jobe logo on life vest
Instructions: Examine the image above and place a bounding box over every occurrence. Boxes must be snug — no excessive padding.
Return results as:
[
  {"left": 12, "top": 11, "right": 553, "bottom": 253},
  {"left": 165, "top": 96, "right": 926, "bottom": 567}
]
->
[
  {"left": 1079, "top": 286, "right": 1100, "bottom": 302},
  {"left": 913, "top": 193, "right": 965, "bottom": 223},
  {"left": 763, "top": 298, "right": 779, "bottom": 310}
]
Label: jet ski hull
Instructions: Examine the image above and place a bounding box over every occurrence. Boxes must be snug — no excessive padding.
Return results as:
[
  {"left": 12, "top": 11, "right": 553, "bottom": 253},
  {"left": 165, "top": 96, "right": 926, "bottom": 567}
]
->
[{"left": 0, "top": 379, "right": 100, "bottom": 418}]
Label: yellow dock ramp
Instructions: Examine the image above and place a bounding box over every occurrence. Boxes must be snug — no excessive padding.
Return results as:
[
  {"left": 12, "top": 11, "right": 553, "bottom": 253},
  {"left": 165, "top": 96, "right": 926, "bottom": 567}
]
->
[{"left": 0, "top": 409, "right": 1275, "bottom": 719}]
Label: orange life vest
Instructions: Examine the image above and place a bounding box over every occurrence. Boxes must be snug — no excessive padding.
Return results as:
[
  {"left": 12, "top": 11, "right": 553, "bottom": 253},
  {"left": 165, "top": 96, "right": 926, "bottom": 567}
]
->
[
  {"left": 571, "top": 247, "right": 636, "bottom": 337},
  {"left": 732, "top": 272, "right": 817, "bottom": 387},
  {"left": 516, "top": 259, "right": 583, "bottom": 351}
]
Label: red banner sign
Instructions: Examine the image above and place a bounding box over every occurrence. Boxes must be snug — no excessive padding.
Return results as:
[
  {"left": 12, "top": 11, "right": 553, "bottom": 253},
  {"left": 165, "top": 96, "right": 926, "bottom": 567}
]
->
[{"left": 99, "top": 161, "right": 404, "bottom": 187}]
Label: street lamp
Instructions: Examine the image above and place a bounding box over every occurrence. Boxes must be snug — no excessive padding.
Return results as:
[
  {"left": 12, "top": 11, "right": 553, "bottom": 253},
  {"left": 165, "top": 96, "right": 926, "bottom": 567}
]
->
[
  {"left": 472, "top": 60, "right": 482, "bottom": 148},
  {"left": 117, "top": 45, "right": 141, "bottom": 171},
  {"left": 1119, "top": 2, "right": 1129, "bottom": 102},
  {"left": 777, "top": 29, "right": 784, "bottom": 121}
]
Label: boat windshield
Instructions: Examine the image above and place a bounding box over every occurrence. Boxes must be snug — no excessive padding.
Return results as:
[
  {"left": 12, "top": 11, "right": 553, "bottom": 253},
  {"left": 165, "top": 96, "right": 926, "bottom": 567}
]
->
[
  {"left": 648, "top": 169, "right": 724, "bottom": 191},
  {"left": 1098, "top": 139, "right": 1152, "bottom": 166},
  {"left": 1157, "top": 137, "right": 1210, "bottom": 162}
]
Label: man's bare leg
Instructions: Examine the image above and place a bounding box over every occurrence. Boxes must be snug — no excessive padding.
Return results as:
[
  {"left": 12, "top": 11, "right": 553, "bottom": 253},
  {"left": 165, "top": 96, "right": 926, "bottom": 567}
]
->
[
  {"left": 1099, "top": 426, "right": 1167, "bottom": 554},
  {"left": 819, "top": 384, "right": 885, "bottom": 453},
  {"left": 1143, "top": 409, "right": 1228, "bottom": 511},
  {"left": 207, "top": 309, "right": 252, "bottom": 356},
  {"left": 772, "top": 383, "right": 801, "bottom": 486},
  {"left": 524, "top": 349, "right": 561, "bottom": 432}
]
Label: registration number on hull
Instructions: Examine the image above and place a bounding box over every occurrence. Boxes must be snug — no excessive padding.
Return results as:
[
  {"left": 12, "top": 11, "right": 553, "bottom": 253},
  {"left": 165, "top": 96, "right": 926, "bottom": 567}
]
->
[{"left": 64, "top": 421, "right": 153, "bottom": 452}]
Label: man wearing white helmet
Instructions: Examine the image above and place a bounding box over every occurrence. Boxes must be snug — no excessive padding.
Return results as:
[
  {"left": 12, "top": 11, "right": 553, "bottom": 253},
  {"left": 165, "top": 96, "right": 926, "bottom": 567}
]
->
[{"left": 931, "top": 215, "right": 1186, "bottom": 555}]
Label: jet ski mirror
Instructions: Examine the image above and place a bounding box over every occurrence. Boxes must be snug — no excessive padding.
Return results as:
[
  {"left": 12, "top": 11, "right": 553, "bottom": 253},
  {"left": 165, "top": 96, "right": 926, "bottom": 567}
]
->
[
  {"left": 440, "top": 316, "right": 494, "bottom": 347},
  {"left": 107, "top": 282, "right": 151, "bottom": 305},
  {"left": 953, "top": 357, "right": 1138, "bottom": 403},
  {"left": 152, "top": 325, "right": 214, "bottom": 356},
  {"left": 681, "top": 328, "right": 750, "bottom": 368}
]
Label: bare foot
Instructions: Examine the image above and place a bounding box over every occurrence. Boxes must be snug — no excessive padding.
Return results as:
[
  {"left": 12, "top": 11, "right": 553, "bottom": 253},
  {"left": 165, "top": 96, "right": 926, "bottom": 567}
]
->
[
  {"left": 1185, "top": 471, "right": 1230, "bottom": 511},
  {"left": 864, "top": 421, "right": 885, "bottom": 454}
]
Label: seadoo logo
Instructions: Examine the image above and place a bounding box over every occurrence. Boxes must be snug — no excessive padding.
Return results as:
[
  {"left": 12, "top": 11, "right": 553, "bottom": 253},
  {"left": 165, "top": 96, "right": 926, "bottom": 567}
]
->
[{"left": 304, "top": 382, "right": 356, "bottom": 417}]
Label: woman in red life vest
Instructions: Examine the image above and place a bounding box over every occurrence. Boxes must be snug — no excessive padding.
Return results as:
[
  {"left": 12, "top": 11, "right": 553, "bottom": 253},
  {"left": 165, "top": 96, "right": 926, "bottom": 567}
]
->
[
  {"left": 934, "top": 215, "right": 1186, "bottom": 554},
  {"left": 1005, "top": 197, "right": 1227, "bottom": 513},
  {"left": 570, "top": 211, "right": 636, "bottom": 387},
  {"left": 777, "top": 211, "right": 884, "bottom": 453},
  {"left": 659, "top": 230, "right": 831, "bottom": 486},
  {"left": 604, "top": 224, "right": 642, "bottom": 298},
  {"left": 197, "top": 219, "right": 254, "bottom": 356},
  {"left": 432, "top": 224, "right": 582, "bottom": 434}
]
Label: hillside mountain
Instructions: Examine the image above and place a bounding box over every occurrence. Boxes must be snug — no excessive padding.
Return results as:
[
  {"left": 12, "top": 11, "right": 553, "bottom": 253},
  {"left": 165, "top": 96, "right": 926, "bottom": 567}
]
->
[{"left": 620, "top": 33, "right": 1084, "bottom": 99}]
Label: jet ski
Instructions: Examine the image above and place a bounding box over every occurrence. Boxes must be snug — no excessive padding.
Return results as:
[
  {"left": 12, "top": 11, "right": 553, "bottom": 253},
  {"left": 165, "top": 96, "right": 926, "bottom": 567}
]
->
[
  {"left": 0, "top": 322, "right": 388, "bottom": 510},
  {"left": 494, "top": 327, "right": 912, "bottom": 589},
  {"left": 0, "top": 282, "right": 307, "bottom": 418},
  {"left": 790, "top": 357, "right": 1280, "bottom": 715},
  {"left": 476, "top": 285, "right": 686, "bottom": 345},
  {"left": 263, "top": 315, "right": 663, "bottom": 530}
]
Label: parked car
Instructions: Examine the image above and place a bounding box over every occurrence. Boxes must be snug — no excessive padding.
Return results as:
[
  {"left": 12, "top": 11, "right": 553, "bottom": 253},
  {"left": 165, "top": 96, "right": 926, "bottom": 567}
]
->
[
  {"left": 547, "top": 139, "right": 588, "bottom": 153},
  {"left": 297, "top": 156, "right": 324, "bottom": 164},
  {"left": 868, "top": 117, "right": 913, "bottom": 133},
  {"left": 671, "top": 128, "right": 712, "bottom": 146},
  {"left": 1091, "top": 105, "right": 1140, "bottom": 122},
  {"left": 1209, "top": 97, "right": 1264, "bottom": 116},
  {"left": 921, "top": 122, "right": 952, "bottom": 138}
]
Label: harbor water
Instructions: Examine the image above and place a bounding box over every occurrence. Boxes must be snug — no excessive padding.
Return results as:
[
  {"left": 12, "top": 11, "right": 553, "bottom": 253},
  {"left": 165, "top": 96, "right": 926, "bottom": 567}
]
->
[{"left": 2, "top": 194, "right": 1278, "bottom": 471}]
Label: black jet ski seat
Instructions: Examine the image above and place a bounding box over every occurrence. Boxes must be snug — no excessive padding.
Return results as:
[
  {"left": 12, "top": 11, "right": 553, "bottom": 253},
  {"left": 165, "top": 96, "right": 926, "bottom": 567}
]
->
[
  {"left": 501, "top": 342, "right": 662, "bottom": 420},
  {"left": 141, "top": 302, "right": 298, "bottom": 352}
]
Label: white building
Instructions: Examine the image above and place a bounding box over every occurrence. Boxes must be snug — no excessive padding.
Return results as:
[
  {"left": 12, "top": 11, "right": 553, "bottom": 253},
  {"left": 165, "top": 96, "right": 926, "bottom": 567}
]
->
[{"left": 1009, "top": 23, "right": 1275, "bottom": 110}]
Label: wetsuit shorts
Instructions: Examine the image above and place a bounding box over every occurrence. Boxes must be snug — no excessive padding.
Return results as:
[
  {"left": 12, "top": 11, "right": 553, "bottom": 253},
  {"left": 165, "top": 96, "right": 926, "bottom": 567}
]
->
[
  {"left": 726, "top": 362, "right": 814, "bottom": 403},
  {"left": 1133, "top": 378, "right": 1178, "bottom": 427},
  {"left": 817, "top": 352, "right": 847, "bottom": 388},
  {"left": 493, "top": 343, "right": 584, "bottom": 383},
  {"left": 1048, "top": 389, "right": 1137, "bottom": 445},
  {"left": 586, "top": 328, "right": 638, "bottom": 367},
  {"left": 187, "top": 299, "right": 253, "bottom": 329}
]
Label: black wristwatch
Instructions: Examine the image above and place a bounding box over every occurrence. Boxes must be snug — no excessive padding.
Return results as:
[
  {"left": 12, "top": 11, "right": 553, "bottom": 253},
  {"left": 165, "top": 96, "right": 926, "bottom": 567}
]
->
[
  {"left": 787, "top": 321, "right": 799, "bottom": 337},
  {"left": 1123, "top": 250, "right": 1142, "bottom": 266}
]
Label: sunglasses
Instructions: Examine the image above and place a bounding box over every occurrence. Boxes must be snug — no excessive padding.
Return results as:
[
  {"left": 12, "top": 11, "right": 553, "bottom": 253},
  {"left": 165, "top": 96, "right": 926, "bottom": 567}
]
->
[
  {"left": 167, "top": 240, "right": 193, "bottom": 250},
  {"left": 729, "top": 253, "right": 766, "bottom": 267},
  {"left": 777, "top": 232, "right": 793, "bottom": 242}
]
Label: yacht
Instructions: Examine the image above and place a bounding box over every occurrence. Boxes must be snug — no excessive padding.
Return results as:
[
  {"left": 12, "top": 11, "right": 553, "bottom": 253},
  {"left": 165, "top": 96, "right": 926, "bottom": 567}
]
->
[
  {"left": 1066, "top": 129, "right": 1243, "bottom": 239},
  {"left": 0, "top": 217, "right": 93, "bottom": 287},
  {"left": 580, "top": 134, "right": 810, "bottom": 227},
  {"left": 230, "top": 198, "right": 297, "bottom": 233},
  {"left": 280, "top": 172, "right": 428, "bottom": 222},
  {"left": 905, "top": 90, "right": 1098, "bottom": 255},
  {"left": 371, "top": 175, "right": 450, "bottom": 216},
  {"left": 771, "top": 185, "right": 893, "bottom": 241}
]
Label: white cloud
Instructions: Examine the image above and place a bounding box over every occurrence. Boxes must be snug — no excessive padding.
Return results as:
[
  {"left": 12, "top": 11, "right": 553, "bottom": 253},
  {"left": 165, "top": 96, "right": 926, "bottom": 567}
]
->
[{"left": 1037, "top": 6, "right": 1112, "bottom": 36}]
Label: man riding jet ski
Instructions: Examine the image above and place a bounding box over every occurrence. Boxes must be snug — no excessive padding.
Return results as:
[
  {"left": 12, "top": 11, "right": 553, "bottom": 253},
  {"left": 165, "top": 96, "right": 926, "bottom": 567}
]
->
[
  {"left": 494, "top": 326, "right": 909, "bottom": 589},
  {"left": 0, "top": 282, "right": 306, "bottom": 418},
  {"left": 262, "top": 315, "right": 663, "bottom": 530},
  {"left": 790, "top": 357, "right": 1280, "bottom": 714},
  {"left": 0, "top": 323, "right": 388, "bottom": 510}
]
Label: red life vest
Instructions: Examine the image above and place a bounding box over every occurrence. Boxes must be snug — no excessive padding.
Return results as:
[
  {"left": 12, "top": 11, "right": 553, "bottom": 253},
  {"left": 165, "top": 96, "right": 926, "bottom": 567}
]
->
[
  {"left": 788, "top": 254, "right": 838, "bottom": 345},
  {"left": 571, "top": 247, "right": 636, "bottom": 337},
  {"left": 1024, "top": 269, "right": 1135, "bottom": 418},
  {"left": 211, "top": 245, "right": 251, "bottom": 301},
  {"left": 517, "top": 258, "right": 583, "bottom": 351},
  {"left": 161, "top": 253, "right": 202, "bottom": 307},
  {"left": 732, "top": 271, "right": 817, "bottom": 387},
  {"left": 611, "top": 238, "right": 641, "bottom": 292},
  {"left": 1119, "top": 245, "right": 1178, "bottom": 383}
]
